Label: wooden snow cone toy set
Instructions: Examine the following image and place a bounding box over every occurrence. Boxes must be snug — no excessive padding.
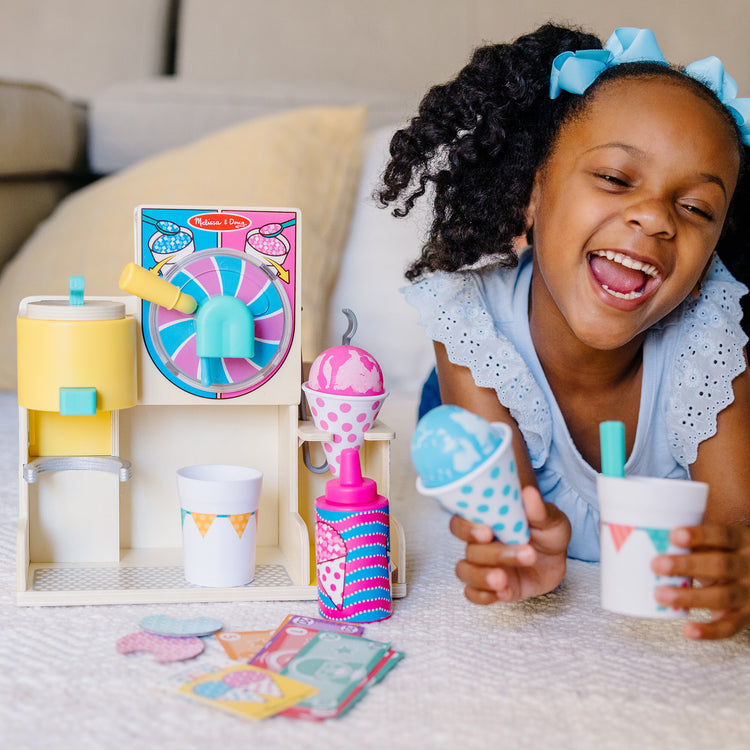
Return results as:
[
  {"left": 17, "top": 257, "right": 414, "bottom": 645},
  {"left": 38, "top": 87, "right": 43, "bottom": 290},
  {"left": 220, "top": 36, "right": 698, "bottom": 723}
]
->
[{"left": 16, "top": 205, "right": 406, "bottom": 610}]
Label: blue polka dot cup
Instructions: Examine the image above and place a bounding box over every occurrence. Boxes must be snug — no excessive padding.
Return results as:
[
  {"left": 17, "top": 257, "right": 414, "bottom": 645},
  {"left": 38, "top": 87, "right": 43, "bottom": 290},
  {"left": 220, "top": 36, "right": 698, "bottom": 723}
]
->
[{"left": 415, "top": 422, "right": 529, "bottom": 545}]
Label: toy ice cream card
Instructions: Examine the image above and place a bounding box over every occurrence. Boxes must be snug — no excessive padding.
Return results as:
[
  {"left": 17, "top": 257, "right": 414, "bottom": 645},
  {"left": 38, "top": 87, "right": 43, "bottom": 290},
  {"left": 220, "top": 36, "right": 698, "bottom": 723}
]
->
[{"left": 176, "top": 664, "right": 317, "bottom": 721}]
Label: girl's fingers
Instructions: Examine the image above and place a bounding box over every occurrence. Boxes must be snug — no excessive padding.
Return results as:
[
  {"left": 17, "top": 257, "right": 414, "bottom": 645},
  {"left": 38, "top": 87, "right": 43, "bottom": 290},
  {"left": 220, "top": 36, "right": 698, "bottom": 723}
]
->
[
  {"left": 449, "top": 514, "right": 494, "bottom": 543},
  {"left": 682, "top": 610, "right": 750, "bottom": 641},
  {"left": 455, "top": 559, "right": 506, "bottom": 592},
  {"left": 455, "top": 559, "right": 523, "bottom": 600},
  {"left": 655, "top": 581, "right": 750, "bottom": 611},
  {"left": 671, "top": 523, "right": 750, "bottom": 551},
  {"left": 464, "top": 541, "right": 536, "bottom": 567},
  {"left": 521, "top": 485, "right": 549, "bottom": 526},
  {"left": 463, "top": 586, "right": 500, "bottom": 606},
  {"left": 652, "top": 551, "right": 750, "bottom": 580}
]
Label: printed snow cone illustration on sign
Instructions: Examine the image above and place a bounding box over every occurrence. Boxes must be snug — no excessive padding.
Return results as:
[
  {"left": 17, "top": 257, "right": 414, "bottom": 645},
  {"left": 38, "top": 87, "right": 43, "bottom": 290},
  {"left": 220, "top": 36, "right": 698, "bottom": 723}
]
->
[
  {"left": 244, "top": 217, "right": 296, "bottom": 283},
  {"left": 314, "top": 449, "right": 392, "bottom": 622}
]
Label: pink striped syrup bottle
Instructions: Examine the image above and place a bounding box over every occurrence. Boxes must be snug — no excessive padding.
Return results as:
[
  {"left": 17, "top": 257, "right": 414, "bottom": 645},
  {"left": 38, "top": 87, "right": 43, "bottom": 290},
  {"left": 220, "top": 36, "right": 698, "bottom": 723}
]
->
[{"left": 314, "top": 448, "right": 392, "bottom": 622}]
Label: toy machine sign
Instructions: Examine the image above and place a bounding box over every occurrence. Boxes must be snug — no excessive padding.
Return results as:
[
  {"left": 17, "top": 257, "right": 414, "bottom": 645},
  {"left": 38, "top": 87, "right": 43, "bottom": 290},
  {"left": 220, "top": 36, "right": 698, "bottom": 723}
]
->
[{"left": 135, "top": 205, "right": 298, "bottom": 399}]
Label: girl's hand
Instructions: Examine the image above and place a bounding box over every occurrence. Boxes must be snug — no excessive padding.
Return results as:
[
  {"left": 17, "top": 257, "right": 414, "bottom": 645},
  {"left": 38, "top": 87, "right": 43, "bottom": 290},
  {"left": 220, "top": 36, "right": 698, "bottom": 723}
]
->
[
  {"left": 652, "top": 522, "right": 750, "bottom": 639},
  {"left": 451, "top": 486, "right": 571, "bottom": 604}
]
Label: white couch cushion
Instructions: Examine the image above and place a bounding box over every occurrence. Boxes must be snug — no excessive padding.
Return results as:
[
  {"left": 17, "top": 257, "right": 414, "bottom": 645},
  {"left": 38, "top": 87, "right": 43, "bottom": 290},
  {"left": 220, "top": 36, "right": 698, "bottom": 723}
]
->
[
  {"left": 88, "top": 78, "right": 412, "bottom": 174},
  {"left": 0, "top": 0, "right": 174, "bottom": 102}
]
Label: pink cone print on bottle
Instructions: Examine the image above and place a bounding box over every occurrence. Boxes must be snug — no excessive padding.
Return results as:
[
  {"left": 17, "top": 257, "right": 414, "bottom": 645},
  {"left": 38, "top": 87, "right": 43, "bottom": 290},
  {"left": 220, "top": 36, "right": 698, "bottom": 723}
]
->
[
  {"left": 316, "top": 521, "right": 347, "bottom": 610},
  {"left": 314, "top": 449, "right": 392, "bottom": 622}
]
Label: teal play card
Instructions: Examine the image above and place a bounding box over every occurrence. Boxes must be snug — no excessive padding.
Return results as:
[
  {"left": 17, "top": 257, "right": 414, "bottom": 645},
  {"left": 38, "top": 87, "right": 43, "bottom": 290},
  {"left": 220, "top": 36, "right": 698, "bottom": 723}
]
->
[{"left": 279, "top": 632, "right": 391, "bottom": 717}]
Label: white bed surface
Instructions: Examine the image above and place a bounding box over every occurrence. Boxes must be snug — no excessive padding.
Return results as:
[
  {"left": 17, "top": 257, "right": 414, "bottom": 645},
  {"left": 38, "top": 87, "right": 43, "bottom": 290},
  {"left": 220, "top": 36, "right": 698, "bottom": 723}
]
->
[{"left": 2, "top": 390, "right": 750, "bottom": 749}]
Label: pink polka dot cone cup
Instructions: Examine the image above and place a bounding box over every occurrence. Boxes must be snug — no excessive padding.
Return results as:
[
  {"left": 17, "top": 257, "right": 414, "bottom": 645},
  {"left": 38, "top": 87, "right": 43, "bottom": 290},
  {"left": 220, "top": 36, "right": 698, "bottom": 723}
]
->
[
  {"left": 302, "top": 386, "right": 387, "bottom": 476},
  {"left": 411, "top": 405, "right": 529, "bottom": 545},
  {"left": 303, "top": 344, "right": 387, "bottom": 476}
]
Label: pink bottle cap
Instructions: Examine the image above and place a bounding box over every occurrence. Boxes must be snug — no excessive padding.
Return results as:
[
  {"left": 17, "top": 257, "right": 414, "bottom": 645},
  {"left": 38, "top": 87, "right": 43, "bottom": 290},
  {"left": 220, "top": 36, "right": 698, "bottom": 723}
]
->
[{"left": 325, "top": 448, "right": 377, "bottom": 505}]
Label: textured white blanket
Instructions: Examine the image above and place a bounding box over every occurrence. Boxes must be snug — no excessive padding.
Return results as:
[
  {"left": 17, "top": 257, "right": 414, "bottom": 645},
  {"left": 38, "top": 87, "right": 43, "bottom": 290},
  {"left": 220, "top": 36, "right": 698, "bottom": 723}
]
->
[{"left": 1, "top": 391, "right": 749, "bottom": 749}]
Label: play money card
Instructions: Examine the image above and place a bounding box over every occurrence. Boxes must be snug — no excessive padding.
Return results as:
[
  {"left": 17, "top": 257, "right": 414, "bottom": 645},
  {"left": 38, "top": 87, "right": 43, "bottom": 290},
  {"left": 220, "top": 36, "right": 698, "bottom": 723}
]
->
[
  {"left": 215, "top": 629, "right": 275, "bottom": 661},
  {"left": 329, "top": 647, "right": 404, "bottom": 720},
  {"left": 250, "top": 614, "right": 364, "bottom": 672},
  {"left": 279, "top": 631, "right": 391, "bottom": 719}
]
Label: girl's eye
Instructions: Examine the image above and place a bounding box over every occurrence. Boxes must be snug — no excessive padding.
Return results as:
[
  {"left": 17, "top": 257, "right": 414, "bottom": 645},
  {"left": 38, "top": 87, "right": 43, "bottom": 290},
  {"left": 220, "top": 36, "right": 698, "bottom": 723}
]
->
[
  {"left": 681, "top": 203, "right": 714, "bottom": 221},
  {"left": 595, "top": 172, "right": 629, "bottom": 187}
]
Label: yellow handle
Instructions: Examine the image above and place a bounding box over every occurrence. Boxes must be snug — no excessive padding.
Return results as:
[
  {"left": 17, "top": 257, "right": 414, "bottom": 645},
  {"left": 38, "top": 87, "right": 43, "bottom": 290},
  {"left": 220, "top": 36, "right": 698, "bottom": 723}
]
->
[{"left": 119, "top": 263, "right": 198, "bottom": 314}]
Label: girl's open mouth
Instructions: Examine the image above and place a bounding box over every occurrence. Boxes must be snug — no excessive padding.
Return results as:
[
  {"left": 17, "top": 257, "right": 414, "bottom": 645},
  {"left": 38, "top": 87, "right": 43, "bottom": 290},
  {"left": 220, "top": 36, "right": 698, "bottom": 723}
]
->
[{"left": 588, "top": 250, "right": 661, "bottom": 301}]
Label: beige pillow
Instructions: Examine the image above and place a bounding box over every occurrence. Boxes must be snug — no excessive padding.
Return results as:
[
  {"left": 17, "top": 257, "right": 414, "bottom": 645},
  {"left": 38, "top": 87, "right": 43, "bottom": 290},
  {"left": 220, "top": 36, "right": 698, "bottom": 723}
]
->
[
  {"left": 0, "top": 105, "right": 366, "bottom": 390},
  {"left": 0, "top": 79, "right": 83, "bottom": 270}
]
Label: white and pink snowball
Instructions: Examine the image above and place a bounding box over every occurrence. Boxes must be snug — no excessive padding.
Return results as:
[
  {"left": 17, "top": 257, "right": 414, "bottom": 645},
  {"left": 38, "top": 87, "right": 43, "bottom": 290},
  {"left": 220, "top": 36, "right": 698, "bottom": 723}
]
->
[{"left": 307, "top": 345, "right": 384, "bottom": 396}]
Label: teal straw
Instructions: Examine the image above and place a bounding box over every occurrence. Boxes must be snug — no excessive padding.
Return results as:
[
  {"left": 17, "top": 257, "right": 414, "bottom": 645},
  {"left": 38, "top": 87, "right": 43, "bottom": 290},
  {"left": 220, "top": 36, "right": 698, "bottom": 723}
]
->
[
  {"left": 599, "top": 421, "right": 626, "bottom": 477},
  {"left": 68, "top": 276, "right": 85, "bottom": 306}
]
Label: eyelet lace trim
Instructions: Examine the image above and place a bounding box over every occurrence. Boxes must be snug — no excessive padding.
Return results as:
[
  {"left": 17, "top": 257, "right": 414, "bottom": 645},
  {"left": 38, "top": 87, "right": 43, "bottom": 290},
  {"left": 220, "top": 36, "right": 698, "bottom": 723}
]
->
[
  {"left": 666, "top": 256, "right": 749, "bottom": 467},
  {"left": 403, "top": 272, "right": 551, "bottom": 466},
  {"left": 405, "top": 256, "right": 748, "bottom": 471}
]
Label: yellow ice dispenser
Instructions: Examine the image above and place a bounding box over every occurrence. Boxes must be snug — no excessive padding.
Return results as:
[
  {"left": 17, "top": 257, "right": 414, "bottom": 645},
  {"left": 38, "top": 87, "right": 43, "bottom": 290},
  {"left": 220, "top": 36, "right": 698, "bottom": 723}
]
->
[
  {"left": 17, "top": 277, "right": 136, "bottom": 565},
  {"left": 17, "top": 277, "right": 136, "bottom": 416}
]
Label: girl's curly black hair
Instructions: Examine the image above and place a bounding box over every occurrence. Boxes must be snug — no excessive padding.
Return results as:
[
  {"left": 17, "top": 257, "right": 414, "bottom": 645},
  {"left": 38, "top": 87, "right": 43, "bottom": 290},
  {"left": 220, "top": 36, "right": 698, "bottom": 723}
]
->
[{"left": 377, "top": 23, "right": 750, "bottom": 328}]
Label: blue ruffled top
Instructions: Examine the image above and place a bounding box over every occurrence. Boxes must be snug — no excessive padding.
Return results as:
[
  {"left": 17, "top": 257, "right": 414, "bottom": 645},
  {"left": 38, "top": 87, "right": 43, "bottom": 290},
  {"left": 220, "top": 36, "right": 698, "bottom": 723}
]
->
[{"left": 403, "top": 250, "right": 748, "bottom": 561}]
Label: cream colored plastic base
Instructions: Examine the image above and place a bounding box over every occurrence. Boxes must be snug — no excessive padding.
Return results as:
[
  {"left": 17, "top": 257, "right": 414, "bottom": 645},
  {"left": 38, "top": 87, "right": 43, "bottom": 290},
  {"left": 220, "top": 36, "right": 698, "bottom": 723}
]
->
[{"left": 17, "top": 411, "right": 406, "bottom": 607}]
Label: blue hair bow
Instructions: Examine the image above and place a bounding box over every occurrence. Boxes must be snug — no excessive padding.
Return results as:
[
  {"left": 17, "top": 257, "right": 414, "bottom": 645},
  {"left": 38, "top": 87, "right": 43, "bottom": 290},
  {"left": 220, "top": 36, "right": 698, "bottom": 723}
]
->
[
  {"left": 549, "top": 27, "right": 750, "bottom": 146},
  {"left": 685, "top": 56, "right": 750, "bottom": 146}
]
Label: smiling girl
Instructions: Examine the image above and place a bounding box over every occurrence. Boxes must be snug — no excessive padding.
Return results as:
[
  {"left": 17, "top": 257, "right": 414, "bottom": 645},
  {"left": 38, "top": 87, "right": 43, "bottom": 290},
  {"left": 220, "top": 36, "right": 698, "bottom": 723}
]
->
[{"left": 380, "top": 25, "right": 750, "bottom": 639}]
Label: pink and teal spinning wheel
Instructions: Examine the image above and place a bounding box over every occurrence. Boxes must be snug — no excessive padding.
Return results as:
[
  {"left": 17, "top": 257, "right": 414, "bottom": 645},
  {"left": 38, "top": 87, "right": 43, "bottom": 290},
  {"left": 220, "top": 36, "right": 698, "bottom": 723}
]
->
[{"left": 145, "top": 248, "right": 293, "bottom": 397}]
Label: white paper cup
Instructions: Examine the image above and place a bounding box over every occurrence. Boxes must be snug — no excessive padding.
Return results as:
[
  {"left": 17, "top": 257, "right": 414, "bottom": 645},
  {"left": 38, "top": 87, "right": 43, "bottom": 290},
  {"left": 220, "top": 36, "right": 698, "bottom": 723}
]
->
[
  {"left": 416, "top": 423, "right": 529, "bottom": 545},
  {"left": 177, "top": 464, "right": 262, "bottom": 587},
  {"left": 597, "top": 475, "right": 708, "bottom": 618},
  {"left": 302, "top": 383, "right": 387, "bottom": 477}
]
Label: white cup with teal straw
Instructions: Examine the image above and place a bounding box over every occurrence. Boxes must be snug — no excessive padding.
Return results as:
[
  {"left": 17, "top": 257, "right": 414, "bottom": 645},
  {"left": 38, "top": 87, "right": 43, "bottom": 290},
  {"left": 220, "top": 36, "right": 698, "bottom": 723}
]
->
[{"left": 596, "top": 421, "right": 708, "bottom": 618}]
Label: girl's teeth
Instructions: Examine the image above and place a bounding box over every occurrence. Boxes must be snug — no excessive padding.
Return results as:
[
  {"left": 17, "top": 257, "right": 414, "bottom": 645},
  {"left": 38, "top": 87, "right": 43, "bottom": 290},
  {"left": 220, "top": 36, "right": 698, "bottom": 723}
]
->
[
  {"left": 601, "top": 285, "right": 644, "bottom": 300},
  {"left": 591, "top": 250, "right": 658, "bottom": 278}
]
